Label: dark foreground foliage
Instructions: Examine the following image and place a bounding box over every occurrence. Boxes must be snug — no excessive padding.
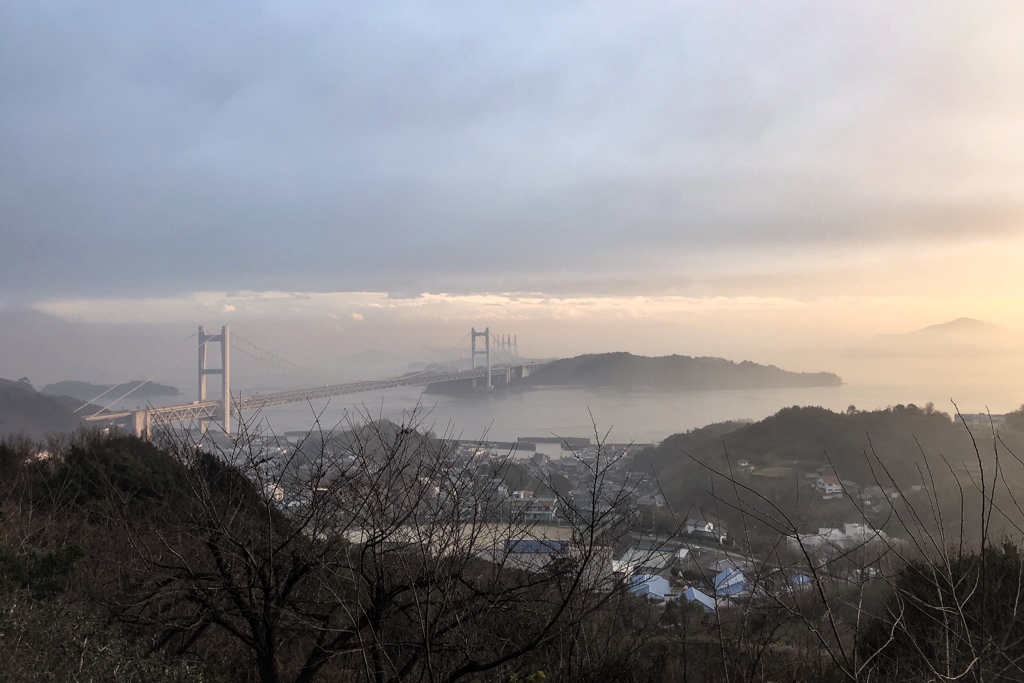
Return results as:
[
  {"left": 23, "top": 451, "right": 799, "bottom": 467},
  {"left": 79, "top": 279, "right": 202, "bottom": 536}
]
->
[{"left": 2, "top": 413, "right": 1024, "bottom": 682}]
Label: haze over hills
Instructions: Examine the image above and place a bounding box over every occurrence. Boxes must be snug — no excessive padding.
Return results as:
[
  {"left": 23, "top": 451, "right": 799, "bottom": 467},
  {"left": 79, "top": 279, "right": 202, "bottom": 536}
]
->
[
  {"left": 634, "top": 403, "right": 1024, "bottom": 537},
  {"left": 902, "top": 317, "right": 999, "bottom": 337},
  {"left": 513, "top": 352, "right": 842, "bottom": 390},
  {"left": 41, "top": 380, "right": 181, "bottom": 403},
  {"left": 845, "top": 317, "right": 1012, "bottom": 360},
  {"left": 0, "top": 378, "right": 88, "bottom": 439}
]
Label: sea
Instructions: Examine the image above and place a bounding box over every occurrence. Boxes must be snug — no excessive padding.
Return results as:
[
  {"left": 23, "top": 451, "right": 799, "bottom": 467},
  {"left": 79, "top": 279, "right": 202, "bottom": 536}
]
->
[{"left": 149, "top": 382, "right": 1020, "bottom": 449}]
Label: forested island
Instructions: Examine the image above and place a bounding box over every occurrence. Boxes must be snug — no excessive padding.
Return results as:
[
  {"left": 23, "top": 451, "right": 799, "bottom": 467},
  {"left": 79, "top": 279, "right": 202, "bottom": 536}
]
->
[
  {"left": 513, "top": 352, "right": 842, "bottom": 390},
  {"left": 426, "top": 351, "right": 842, "bottom": 396}
]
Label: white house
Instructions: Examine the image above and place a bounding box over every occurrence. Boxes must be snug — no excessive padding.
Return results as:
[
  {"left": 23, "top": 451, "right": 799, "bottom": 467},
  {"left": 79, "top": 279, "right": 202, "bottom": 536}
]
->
[
  {"left": 814, "top": 475, "right": 843, "bottom": 495},
  {"left": 510, "top": 496, "right": 558, "bottom": 523},
  {"left": 788, "top": 523, "right": 891, "bottom": 554},
  {"left": 684, "top": 518, "right": 713, "bottom": 535}
]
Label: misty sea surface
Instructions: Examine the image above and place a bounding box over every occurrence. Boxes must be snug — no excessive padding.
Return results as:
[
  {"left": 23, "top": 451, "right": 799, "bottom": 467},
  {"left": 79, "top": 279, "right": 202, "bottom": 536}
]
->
[{"left": 205, "top": 383, "right": 1019, "bottom": 448}]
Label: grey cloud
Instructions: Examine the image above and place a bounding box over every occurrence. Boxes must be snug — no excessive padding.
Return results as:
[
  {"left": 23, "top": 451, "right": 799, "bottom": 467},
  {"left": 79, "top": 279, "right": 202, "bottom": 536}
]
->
[{"left": 3, "top": 1, "right": 1024, "bottom": 301}]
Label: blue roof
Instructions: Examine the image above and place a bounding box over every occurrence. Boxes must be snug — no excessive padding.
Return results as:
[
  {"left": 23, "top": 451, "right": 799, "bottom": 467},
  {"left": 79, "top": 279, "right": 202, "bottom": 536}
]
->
[
  {"left": 683, "top": 586, "right": 716, "bottom": 611},
  {"left": 628, "top": 574, "right": 670, "bottom": 599},
  {"left": 714, "top": 568, "right": 747, "bottom": 596}
]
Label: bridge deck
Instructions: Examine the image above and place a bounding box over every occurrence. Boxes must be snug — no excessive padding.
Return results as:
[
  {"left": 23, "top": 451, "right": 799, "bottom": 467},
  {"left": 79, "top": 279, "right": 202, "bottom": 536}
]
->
[{"left": 84, "top": 363, "right": 544, "bottom": 430}]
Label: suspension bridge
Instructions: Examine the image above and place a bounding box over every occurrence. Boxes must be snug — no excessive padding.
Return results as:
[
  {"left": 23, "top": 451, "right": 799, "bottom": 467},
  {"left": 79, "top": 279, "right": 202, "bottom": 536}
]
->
[{"left": 81, "top": 325, "right": 548, "bottom": 438}]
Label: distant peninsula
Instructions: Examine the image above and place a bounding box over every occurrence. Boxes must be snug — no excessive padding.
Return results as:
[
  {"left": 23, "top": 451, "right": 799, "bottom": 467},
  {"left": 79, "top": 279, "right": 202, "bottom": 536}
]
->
[
  {"left": 41, "top": 380, "right": 181, "bottom": 403},
  {"left": 512, "top": 352, "right": 842, "bottom": 390}
]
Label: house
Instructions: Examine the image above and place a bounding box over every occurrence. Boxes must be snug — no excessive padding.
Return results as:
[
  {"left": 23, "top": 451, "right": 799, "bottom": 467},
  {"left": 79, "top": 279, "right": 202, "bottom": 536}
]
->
[
  {"left": 860, "top": 485, "right": 884, "bottom": 502},
  {"left": 787, "top": 523, "right": 891, "bottom": 554},
  {"left": 683, "top": 586, "right": 716, "bottom": 612},
  {"left": 814, "top": 475, "right": 843, "bottom": 495},
  {"left": 713, "top": 567, "right": 748, "bottom": 597},
  {"left": 787, "top": 573, "right": 812, "bottom": 589},
  {"left": 636, "top": 492, "right": 667, "bottom": 507},
  {"left": 628, "top": 574, "right": 671, "bottom": 601},
  {"left": 684, "top": 518, "right": 726, "bottom": 543},
  {"left": 502, "top": 538, "right": 570, "bottom": 572},
  {"left": 709, "top": 557, "right": 752, "bottom": 575},
  {"left": 505, "top": 539, "right": 569, "bottom": 554},
  {"left": 510, "top": 495, "right": 558, "bottom": 523},
  {"left": 685, "top": 518, "right": 714, "bottom": 535},
  {"left": 961, "top": 413, "right": 1007, "bottom": 429},
  {"left": 616, "top": 546, "right": 689, "bottom": 576}
]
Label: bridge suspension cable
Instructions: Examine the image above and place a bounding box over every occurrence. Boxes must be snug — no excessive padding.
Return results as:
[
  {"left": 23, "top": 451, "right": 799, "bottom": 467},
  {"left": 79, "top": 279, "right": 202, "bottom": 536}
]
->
[
  {"left": 76, "top": 332, "right": 198, "bottom": 415},
  {"left": 230, "top": 331, "right": 474, "bottom": 387},
  {"left": 231, "top": 333, "right": 350, "bottom": 384}
]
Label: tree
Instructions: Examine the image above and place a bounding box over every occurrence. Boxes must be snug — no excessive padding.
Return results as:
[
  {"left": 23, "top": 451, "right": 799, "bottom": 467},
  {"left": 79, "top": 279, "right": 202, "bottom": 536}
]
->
[
  {"left": 105, "top": 409, "right": 666, "bottom": 683},
  {"left": 859, "top": 541, "right": 1024, "bottom": 681},
  {"left": 1006, "top": 404, "right": 1024, "bottom": 433}
]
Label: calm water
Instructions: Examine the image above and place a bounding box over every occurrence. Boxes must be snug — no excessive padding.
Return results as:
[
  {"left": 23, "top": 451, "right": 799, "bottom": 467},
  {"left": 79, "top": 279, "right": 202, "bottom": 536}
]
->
[{"left": 213, "top": 383, "right": 1020, "bottom": 446}]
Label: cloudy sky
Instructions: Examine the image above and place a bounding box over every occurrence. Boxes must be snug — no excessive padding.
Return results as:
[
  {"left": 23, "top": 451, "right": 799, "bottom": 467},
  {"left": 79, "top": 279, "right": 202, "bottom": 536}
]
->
[{"left": 2, "top": 2, "right": 1023, "bottom": 396}]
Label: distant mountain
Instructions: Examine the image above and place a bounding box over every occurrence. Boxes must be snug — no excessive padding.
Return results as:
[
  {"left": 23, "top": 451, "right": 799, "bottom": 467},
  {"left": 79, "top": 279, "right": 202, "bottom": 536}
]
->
[
  {"left": 513, "top": 352, "right": 842, "bottom": 390},
  {"left": 41, "top": 380, "right": 180, "bottom": 403},
  {"left": 876, "top": 317, "right": 998, "bottom": 341},
  {"left": 849, "top": 317, "right": 1008, "bottom": 359},
  {"left": 0, "top": 377, "right": 89, "bottom": 439}
]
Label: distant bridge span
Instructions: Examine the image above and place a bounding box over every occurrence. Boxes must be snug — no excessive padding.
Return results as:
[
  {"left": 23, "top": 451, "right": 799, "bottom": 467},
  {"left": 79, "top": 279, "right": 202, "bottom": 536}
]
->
[{"left": 83, "top": 325, "right": 547, "bottom": 438}]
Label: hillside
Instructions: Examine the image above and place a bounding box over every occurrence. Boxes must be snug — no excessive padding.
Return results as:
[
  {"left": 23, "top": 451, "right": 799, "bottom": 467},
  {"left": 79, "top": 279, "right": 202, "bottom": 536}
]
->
[
  {"left": 41, "top": 380, "right": 180, "bottom": 403},
  {"left": 634, "top": 404, "right": 1024, "bottom": 537},
  {"left": 514, "top": 352, "right": 842, "bottom": 390},
  {"left": 0, "top": 377, "right": 88, "bottom": 439}
]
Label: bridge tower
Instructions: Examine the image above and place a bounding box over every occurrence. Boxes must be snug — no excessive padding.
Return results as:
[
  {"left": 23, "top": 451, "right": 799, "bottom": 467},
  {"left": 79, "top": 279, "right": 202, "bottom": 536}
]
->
[
  {"left": 501, "top": 331, "right": 516, "bottom": 356},
  {"left": 497, "top": 334, "right": 518, "bottom": 358},
  {"left": 471, "top": 327, "right": 491, "bottom": 389},
  {"left": 198, "top": 325, "right": 232, "bottom": 435}
]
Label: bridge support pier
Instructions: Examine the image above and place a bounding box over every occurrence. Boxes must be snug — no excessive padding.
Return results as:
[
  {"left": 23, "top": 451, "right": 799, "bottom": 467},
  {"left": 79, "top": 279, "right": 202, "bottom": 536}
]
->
[
  {"left": 130, "top": 409, "right": 151, "bottom": 440},
  {"left": 198, "top": 325, "right": 232, "bottom": 436}
]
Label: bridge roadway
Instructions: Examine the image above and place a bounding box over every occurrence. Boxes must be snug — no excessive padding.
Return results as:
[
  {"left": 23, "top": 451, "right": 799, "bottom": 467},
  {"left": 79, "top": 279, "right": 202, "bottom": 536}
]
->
[{"left": 83, "top": 362, "right": 545, "bottom": 436}]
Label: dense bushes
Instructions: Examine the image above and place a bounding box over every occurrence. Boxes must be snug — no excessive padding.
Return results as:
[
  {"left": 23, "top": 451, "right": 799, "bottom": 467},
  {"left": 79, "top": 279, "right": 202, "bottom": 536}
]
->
[{"left": 859, "top": 541, "right": 1024, "bottom": 680}]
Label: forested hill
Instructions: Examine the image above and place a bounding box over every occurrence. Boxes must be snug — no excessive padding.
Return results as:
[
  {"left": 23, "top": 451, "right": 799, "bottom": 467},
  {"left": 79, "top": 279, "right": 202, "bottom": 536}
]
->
[
  {"left": 634, "top": 404, "right": 1024, "bottom": 535},
  {"left": 637, "top": 404, "right": 973, "bottom": 487},
  {"left": 514, "top": 352, "right": 842, "bottom": 390},
  {"left": 0, "top": 378, "right": 87, "bottom": 439},
  {"left": 42, "top": 380, "right": 180, "bottom": 402}
]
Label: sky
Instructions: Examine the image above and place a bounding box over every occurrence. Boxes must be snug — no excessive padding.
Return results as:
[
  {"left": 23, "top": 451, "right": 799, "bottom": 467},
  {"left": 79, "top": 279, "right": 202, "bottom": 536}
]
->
[{"left": 2, "top": 1, "right": 1023, "bottom": 401}]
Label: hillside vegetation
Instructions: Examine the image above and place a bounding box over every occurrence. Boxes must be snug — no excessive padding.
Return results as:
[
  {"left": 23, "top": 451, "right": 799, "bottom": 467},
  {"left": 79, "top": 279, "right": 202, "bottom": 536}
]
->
[
  {"left": 635, "top": 403, "right": 1024, "bottom": 538},
  {"left": 0, "top": 377, "right": 87, "bottom": 439},
  {"left": 2, "top": 406, "right": 1024, "bottom": 681}
]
